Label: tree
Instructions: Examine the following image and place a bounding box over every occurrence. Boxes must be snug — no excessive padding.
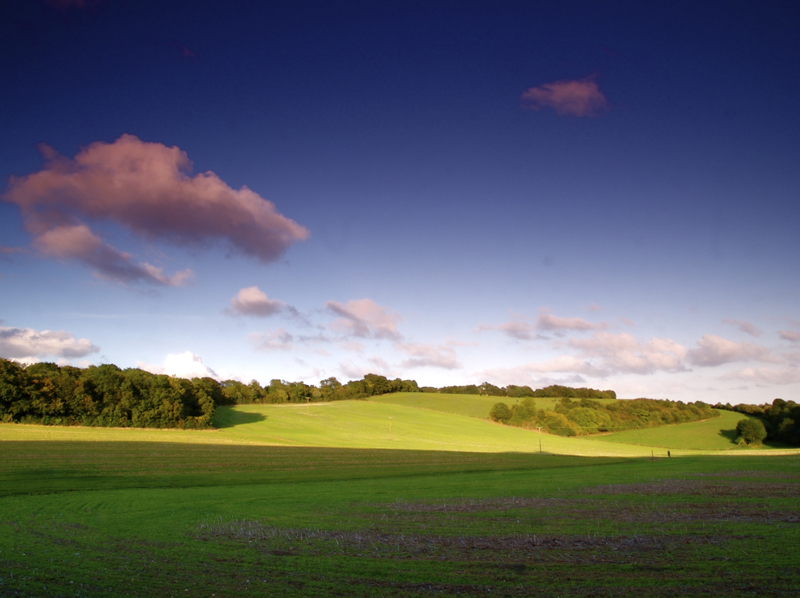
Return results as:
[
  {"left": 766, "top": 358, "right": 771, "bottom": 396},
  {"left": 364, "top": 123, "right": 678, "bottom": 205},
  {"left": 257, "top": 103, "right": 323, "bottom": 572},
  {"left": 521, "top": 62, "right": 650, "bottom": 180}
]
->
[
  {"left": 736, "top": 418, "right": 767, "bottom": 445},
  {"left": 489, "top": 402, "right": 511, "bottom": 424}
]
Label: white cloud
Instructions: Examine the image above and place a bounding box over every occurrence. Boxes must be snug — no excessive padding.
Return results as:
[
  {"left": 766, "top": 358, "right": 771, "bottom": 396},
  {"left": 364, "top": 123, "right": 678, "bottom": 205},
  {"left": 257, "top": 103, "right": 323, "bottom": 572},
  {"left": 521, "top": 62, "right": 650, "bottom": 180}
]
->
[
  {"left": 326, "top": 298, "right": 401, "bottom": 340},
  {"left": 227, "top": 286, "right": 292, "bottom": 317},
  {"left": 138, "top": 351, "right": 218, "bottom": 380},
  {"left": 0, "top": 325, "right": 99, "bottom": 362},
  {"left": 687, "top": 334, "right": 779, "bottom": 367}
]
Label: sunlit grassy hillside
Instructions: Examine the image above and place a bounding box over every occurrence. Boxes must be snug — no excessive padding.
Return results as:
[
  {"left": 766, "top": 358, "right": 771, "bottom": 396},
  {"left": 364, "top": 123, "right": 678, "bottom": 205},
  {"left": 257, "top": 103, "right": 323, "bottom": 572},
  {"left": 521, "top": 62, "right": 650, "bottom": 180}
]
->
[{"left": 3, "top": 400, "right": 797, "bottom": 457}]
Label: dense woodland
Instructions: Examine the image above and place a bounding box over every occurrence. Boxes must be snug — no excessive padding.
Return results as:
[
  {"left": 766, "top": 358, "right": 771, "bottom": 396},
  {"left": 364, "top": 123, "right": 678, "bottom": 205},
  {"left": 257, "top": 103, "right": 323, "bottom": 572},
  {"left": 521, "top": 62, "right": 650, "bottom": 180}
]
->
[
  {"left": 489, "top": 396, "right": 719, "bottom": 437},
  {"left": 715, "top": 400, "right": 800, "bottom": 446}
]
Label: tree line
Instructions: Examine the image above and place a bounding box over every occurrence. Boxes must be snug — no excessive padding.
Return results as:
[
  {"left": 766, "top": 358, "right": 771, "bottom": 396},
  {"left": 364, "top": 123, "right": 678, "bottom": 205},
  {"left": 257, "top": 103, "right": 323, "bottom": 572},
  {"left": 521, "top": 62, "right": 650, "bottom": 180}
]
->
[
  {"left": 715, "top": 399, "right": 799, "bottom": 446},
  {"left": 489, "top": 396, "right": 718, "bottom": 436},
  {"left": 0, "top": 358, "right": 421, "bottom": 428},
  {"left": 432, "top": 383, "right": 616, "bottom": 399}
]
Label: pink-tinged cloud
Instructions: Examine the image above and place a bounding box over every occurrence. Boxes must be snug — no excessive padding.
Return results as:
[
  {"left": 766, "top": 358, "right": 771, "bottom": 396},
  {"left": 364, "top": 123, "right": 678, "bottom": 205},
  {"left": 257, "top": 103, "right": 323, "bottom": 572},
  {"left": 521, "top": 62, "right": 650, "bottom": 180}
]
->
[
  {"left": 779, "top": 330, "right": 800, "bottom": 342},
  {"left": 520, "top": 76, "right": 609, "bottom": 117},
  {"left": 227, "top": 286, "right": 294, "bottom": 317},
  {"left": 396, "top": 342, "right": 461, "bottom": 370},
  {"left": 569, "top": 332, "right": 687, "bottom": 375},
  {"left": 326, "top": 299, "right": 401, "bottom": 340},
  {"left": 722, "top": 318, "right": 763, "bottom": 337},
  {"left": 3, "top": 135, "right": 308, "bottom": 285},
  {"left": 249, "top": 328, "right": 295, "bottom": 352},
  {"left": 687, "top": 334, "right": 779, "bottom": 367},
  {"left": 35, "top": 224, "right": 192, "bottom": 286},
  {"left": 0, "top": 325, "right": 99, "bottom": 362},
  {"left": 0, "top": 245, "right": 24, "bottom": 255},
  {"left": 536, "top": 309, "right": 607, "bottom": 332}
]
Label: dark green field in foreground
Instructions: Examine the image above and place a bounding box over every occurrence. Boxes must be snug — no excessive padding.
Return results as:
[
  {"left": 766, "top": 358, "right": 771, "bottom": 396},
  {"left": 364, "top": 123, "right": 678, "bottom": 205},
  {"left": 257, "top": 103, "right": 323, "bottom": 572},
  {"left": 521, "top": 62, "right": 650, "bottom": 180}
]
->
[{"left": 1, "top": 436, "right": 799, "bottom": 597}]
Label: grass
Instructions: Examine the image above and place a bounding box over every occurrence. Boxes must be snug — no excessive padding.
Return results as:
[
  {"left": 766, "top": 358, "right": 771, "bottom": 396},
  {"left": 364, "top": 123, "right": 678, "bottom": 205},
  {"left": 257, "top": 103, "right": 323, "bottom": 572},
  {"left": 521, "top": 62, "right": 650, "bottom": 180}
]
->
[
  {"left": 1, "top": 400, "right": 799, "bottom": 596},
  {"left": 1, "top": 441, "right": 798, "bottom": 597}
]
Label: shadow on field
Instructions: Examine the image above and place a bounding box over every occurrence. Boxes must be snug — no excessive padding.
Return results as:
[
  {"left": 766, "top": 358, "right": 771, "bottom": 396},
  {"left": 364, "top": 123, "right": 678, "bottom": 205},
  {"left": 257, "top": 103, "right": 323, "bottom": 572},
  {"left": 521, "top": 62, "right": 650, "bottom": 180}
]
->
[
  {"left": 718, "top": 427, "right": 738, "bottom": 444},
  {"left": 212, "top": 409, "right": 267, "bottom": 428}
]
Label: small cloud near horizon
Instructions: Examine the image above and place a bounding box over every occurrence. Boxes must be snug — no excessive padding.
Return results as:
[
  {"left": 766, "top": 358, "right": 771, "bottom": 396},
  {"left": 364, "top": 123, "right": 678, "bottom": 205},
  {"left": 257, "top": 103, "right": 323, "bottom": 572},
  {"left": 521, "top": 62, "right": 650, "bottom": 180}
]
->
[{"left": 227, "top": 286, "right": 296, "bottom": 318}]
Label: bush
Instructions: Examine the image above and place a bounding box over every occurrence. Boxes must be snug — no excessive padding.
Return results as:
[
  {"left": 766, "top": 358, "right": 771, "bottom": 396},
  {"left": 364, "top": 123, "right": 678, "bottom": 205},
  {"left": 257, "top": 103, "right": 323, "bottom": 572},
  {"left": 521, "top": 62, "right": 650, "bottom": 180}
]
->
[{"left": 736, "top": 418, "right": 767, "bottom": 445}]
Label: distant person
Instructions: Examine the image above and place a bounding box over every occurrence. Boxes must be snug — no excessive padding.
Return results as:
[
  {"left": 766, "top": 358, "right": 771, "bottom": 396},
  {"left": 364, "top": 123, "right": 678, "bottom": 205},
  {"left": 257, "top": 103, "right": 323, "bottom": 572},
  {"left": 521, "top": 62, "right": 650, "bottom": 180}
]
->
[{"left": 668, "top": 450, "right": 671, "bottom": 458}]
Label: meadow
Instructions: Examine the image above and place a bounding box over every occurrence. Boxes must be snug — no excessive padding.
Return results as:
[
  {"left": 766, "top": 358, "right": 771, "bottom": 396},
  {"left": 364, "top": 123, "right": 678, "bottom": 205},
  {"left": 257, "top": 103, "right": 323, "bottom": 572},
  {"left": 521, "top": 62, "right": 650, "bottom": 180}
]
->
[{"left": 1, "top": 399, "right": 798, "bottom": 597}]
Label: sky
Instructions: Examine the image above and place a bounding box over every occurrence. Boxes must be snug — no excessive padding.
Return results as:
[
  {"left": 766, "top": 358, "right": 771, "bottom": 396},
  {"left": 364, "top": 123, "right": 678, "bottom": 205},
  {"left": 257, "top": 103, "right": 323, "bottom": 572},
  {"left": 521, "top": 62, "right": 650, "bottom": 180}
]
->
[{"left": 1, "top": 0, "right": 799, "bottom": 404}]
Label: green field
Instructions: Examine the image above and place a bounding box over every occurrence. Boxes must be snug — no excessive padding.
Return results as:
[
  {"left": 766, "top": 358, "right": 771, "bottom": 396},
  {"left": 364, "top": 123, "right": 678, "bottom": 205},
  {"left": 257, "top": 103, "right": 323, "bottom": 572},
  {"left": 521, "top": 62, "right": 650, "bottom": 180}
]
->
[
  {"left": 369, "top": 392, "right": 611, "bottom": 418},
  {"left": 594, "top": 410, "right": 768, "bottom": 451},
  {"left": 1, "top": 399, "right": 799, "bottom": 596}
]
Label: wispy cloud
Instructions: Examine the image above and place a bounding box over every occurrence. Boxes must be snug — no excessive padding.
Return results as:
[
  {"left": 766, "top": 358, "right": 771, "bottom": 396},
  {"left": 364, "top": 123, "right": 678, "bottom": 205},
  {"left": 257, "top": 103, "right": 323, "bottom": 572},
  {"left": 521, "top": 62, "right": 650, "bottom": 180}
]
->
[
  {"left": 520, "top": 76, "right": 609, "bottom": 117},
  {"left": 722, "top": 318, "right": 763, "bottom": 337},
  {"left": 249, "top": 328, "right": 296, "bottom": 352},
  {"left": 476, "top": 309, "right": 606, "bottom": 340},
  {"left": 779, "top": 319, "right": 800, "bottom": 342},
  {"left": 2, "top": 135, "right": 308, "bottom": 285},
  {"left": 568, "top": 332, "right": 687, "bottom": 375},
  {"left": 326, "top": 298, "right": 401, "bottom": 340},
  {"left": 727, "top": 365, "right": 800, "bottom": 386},
  {"left": 780, "top": 330, "right": 800, "bottom": 342},
  {"left": 396, "top": 342, "right": 461, "bottom": 370},
  {"left": 0, "top": 325, "right": 99, "bottom": 362},
  {"left": 686, "top": 334, "right": 779, "bottom": 367}
]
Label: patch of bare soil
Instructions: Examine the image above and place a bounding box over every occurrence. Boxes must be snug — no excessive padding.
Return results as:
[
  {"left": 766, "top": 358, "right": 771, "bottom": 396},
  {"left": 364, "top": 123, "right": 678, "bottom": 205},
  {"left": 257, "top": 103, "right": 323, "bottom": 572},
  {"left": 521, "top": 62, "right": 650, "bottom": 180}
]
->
[
  {"left": 584, "top": 479, "right": 800, "bottom": 497},
  {"left": 368, "top": 495, "right": 800, "bottom": 524},
  {"left": 194, "top": 518, "right": 725, "bottom": 563},
  {"left": 687, "top": 470, "right": 800, "bottom": 479}
]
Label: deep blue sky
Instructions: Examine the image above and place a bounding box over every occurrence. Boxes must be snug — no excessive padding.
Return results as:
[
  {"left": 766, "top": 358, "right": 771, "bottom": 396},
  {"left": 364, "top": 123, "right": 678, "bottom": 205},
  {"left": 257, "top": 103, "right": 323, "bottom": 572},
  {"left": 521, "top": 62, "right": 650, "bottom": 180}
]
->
[{"left": 2, "top": 0, "right": 798, "bottom": 403}]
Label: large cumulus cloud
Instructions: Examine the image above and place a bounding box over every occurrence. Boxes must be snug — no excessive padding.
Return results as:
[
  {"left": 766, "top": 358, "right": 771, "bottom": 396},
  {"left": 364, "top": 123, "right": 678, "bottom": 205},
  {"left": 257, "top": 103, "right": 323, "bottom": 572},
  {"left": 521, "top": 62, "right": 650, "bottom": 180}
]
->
[{"left": 3, "top": 135, "right": 308, "bottom": 285}]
